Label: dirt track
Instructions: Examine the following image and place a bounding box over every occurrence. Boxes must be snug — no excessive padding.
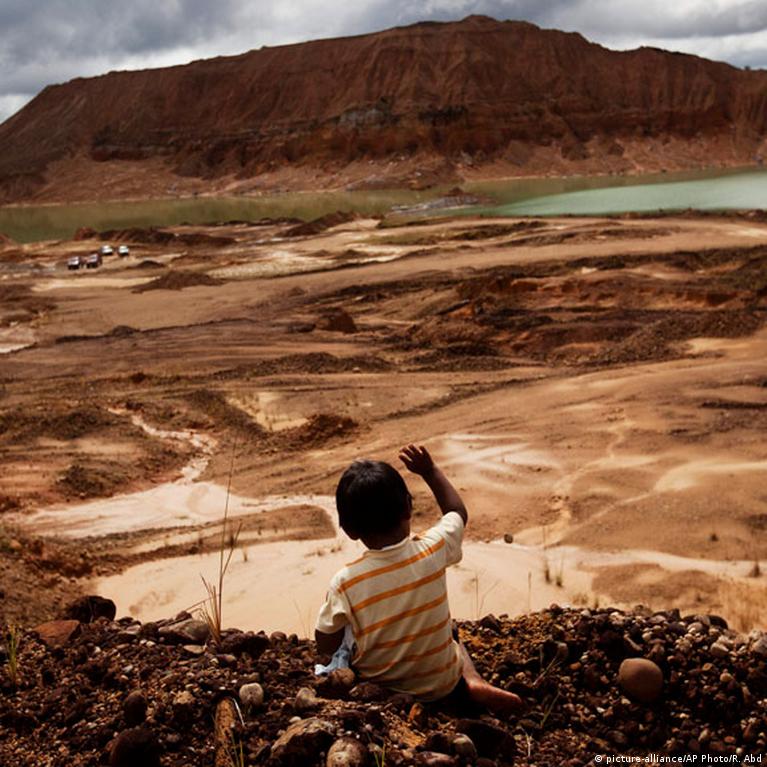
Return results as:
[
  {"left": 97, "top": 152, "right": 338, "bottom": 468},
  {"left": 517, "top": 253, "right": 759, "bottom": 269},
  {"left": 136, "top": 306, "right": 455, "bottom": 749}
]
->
[{"left": 1, "top": 212, "right": 766, "bottom": 630}]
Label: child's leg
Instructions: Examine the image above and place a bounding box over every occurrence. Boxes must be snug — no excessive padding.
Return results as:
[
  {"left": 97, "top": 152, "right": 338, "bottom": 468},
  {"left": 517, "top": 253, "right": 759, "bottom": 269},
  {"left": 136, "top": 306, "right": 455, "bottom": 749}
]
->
[{"left": 458, "top": 642, "right": 524, "bottom": 716}]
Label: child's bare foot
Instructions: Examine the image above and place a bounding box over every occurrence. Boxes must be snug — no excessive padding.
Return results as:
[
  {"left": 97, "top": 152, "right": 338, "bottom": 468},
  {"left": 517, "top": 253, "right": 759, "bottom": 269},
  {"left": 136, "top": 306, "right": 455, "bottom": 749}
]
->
[{"left": 464, "top": 677, "right": 525, "bottom": 717}]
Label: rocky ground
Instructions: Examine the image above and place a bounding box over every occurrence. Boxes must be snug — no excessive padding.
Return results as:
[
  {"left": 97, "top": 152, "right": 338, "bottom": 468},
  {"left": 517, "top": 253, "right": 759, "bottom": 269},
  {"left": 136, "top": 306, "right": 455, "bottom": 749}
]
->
[{"left": 1, "top": 597, "right": 766, "bottom": 766}]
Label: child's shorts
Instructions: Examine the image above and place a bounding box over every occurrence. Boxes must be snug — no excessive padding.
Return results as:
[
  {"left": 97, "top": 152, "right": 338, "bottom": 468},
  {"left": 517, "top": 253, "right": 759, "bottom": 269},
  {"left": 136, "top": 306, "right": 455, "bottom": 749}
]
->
[{"left": 437, "top": 675, "right": 471, "bottom": 708}]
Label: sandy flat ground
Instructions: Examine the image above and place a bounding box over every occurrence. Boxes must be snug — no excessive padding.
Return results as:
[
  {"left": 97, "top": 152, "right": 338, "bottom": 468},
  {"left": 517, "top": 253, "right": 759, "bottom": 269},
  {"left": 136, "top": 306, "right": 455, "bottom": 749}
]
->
[{"left": 2, "top": 211, "right": 766, "bottom": 632}]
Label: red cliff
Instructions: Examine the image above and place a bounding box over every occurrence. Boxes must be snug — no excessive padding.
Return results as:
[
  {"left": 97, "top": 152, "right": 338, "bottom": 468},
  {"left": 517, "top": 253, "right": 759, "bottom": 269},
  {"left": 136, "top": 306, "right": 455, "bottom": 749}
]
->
[{"left": 1, "top": 15, "right": 766, "bottom": 202}]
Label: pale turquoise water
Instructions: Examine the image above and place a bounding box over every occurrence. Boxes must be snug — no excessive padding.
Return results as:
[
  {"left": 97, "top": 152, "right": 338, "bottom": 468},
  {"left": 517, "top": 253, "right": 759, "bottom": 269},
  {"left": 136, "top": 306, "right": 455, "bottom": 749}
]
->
[
  {"left": 1, "top": 166, "right": 765, "bottom": 243},
  {"left": 468, "top": 167, "right": 767, "bottom": 216}
]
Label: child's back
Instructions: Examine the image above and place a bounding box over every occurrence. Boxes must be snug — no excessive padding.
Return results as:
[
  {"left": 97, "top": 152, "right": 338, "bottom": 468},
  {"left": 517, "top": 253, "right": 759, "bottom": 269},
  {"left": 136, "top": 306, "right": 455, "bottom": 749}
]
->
[
  {"left": 316, "top": 509, "right": 464, "bottom": 700},
  {"left": 316, "top": 445, "right": 523, "bottom": 715}
]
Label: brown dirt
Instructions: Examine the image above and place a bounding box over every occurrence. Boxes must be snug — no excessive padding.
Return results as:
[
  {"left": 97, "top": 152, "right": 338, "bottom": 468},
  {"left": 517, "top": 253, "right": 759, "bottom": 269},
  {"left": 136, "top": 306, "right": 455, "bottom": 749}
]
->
[
  {"left": 2, "top": 212, "right": 767, "bottom": 636},
  {"left": 0, "top": 401, "right": 191, "bottom": 509},
  {"left": 132, "top": 270, "right": 225, "bottom": 293},
  {"left": 1, "top": 606, "right": 766, "bottom": 766},
  {"left": 0, "top": 283, "right": 55, "bottom": 326}
]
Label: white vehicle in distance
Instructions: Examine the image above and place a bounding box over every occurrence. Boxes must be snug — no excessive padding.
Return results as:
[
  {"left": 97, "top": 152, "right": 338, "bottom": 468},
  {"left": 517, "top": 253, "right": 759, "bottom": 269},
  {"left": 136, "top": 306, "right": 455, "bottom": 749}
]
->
[
  {"left": 67, "top": 256, "right": 82, "bottom": 270},
  {"left": 117, "top": 245, "right": 130, "bottom": 257},
  {"left": 85, "top": 253, "right": 103, "bottom": 269},
  {"left": 99, "top": 244, "right": 114, "bottom": 256}
]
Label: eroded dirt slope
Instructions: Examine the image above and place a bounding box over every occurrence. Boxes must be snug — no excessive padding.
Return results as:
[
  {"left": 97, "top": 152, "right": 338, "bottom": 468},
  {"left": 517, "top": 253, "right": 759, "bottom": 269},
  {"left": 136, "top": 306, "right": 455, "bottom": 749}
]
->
[
  {"left": 1, "top": 15, "right": 767, "bottom": 202},
  {"left": 1, "top": 212, "right": 767, "bottom": 630}
]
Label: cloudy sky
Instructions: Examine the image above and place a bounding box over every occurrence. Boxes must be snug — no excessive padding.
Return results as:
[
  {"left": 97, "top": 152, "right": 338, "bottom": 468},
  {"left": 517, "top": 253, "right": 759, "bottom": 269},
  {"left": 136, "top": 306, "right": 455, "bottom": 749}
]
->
[{"left": 2, "top": 0, "right": 766, "bottom": 124}]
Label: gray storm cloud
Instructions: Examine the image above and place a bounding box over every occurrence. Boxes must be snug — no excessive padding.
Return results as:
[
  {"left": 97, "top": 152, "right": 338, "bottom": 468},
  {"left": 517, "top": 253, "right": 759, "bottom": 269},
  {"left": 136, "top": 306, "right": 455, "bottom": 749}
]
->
[{"left": 1, "top": 0, "right": 766, "bottom": 123}]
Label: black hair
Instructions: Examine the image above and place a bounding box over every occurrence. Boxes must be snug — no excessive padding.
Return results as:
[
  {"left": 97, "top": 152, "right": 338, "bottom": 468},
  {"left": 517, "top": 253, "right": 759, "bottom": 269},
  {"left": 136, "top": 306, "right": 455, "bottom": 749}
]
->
[{"left": 336, "top": 460, "right": 411, "bottom": 539}]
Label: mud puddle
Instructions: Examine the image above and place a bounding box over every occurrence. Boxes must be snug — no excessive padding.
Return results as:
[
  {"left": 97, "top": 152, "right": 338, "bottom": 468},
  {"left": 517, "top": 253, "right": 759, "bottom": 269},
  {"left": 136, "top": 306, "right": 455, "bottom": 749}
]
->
[
  {"left": 17, "top": 474, "right": 765, "bottom": 635},
  {"left": 13, "top": 421, "right": 767, "bottom": 636},
  {"left": 90, "top": 514, "right": 765, "bottom": 636}
]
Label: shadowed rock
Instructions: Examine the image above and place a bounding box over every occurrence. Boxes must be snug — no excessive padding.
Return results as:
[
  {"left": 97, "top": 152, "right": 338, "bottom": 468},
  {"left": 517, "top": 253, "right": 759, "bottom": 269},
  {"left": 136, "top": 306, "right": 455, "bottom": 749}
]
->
[{"left": 63, "top": 595, "right": 116, "bottom": 623}]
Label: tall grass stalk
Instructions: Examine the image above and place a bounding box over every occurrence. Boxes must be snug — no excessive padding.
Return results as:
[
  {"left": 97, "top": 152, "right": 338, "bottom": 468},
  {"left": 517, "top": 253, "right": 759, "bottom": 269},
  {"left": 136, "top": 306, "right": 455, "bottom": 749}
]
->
[
  {"left": 5, "top": 624, "right": 20, "bottom": 686},
  {"left": 555, "top": 553, "right": 565, "bottom": 588},
  {"left": 293, "top": 599, "right": 312, "bottom": 639},
  {"left": 226, "top": 729, "right": 246, "bottom": 767},
  {"left": 199, "top": 441, "right": 242, "bottom": 645},
  {"left": 470, "top": 569, "right": 499, "bottom": 620},
  {"left": 540, "top": 689, "right": 561, "bottom": 729}
]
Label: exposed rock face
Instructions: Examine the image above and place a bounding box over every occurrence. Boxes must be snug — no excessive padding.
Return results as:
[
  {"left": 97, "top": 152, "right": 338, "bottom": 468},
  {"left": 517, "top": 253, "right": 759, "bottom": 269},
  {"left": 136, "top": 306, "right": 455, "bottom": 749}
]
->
[{"left": 1, "top": 15, "right": 766, "bottom": 203}]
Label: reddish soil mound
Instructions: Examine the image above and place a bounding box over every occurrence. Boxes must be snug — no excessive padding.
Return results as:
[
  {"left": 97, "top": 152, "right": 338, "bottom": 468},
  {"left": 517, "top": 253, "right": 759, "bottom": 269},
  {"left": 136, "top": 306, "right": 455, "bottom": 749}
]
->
[
  {"left": 72, "top": 227, "right": 97, "bottom": 241},
  {"left": 0, "top": 404, "right": 123, "bottom": 444},
  {"left": 278, "top": 413, "right": 358, "bottom": 450},
  {"left": 316, "top": 307, "right": 357, "bottom": 333},
  {"left": 132, "top": 271, "right": 224, "bottom": 293},
  {"left": 56, "top": 460, "right": 132, "bottom": 500},
  {"left": 0, "top": 284, "right": 56, "bottom": 325},
  {"left": 99, "top": 227, "right": 235, "bottom": 248},
  {"left": 129, "top": 259, "right": 166, "bottom": 270},
  {"left": 590, "top": 310, "right": 765, "bottom": 365},
  {"left": 102, "top": 227, "right": 176, "bottom": 245},
  {"left": 2, "top": 16, "right": 766, "bottom": 201},
  {"left": 0, "top": 232, "right": 16, "bottom": 247},
  {"left": 284, "top": 211, "right": 357, "bottom": 238}
]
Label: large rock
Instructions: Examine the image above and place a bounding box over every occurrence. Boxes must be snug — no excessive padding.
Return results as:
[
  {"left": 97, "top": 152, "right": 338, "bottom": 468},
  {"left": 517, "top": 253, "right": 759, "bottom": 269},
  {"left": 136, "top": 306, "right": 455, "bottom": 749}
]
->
[
  {"left": 220, "top": 630, "right": 270, "bottom": 658},
  {"left": 170, "top": 690, "right": 198, "bottom": 727},
  {"left": 109, "top": 726, "right": 161, "bottom": 767},
  {"left": 158, "top": 618, "right": 210, "bottom": 644},
  {"left": 269, "top": 718, "right": 335, "bottom": 766},
  {"left": 317, "top": 668, "right": 356, "bottom": 699},
  {"left": 455, "top": 719, "right": 515, "bottom": 761},
  {"left": 123, "top": 690, "right": 147, "bottom": 727},
  {"left": 63, "top": 595, "right": 116, "bottom": 623},
  {"left": 618, "top": 657, "right": 664, "bottom": 703},
  {"left": 32, "top": 620, "right": 81, "bottom": 648},
  {"left": 751, "top": 636, "right": 767, "bottom": 658}
]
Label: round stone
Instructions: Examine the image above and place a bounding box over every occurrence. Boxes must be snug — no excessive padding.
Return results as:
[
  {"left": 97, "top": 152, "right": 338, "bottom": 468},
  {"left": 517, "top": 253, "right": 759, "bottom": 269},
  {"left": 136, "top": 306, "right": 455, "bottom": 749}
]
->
[
  {"left": 452, "top": 734, "right": 478, "bottom": 759},
  {"left": 239, "top": 682, "right": 264, "bottom": 711},
  {"left": 618, "top": 658, "right": 664, "bottom": 703},
  {"left": 326, "top": 736, "right": 367, "bottom": 767}
]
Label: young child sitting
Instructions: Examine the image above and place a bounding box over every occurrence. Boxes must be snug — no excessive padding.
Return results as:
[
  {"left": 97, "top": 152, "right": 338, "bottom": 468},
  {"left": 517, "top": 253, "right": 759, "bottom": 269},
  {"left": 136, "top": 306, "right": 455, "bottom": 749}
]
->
[{"left": 315, "top": 444, "right": 523, "bottom": 715}]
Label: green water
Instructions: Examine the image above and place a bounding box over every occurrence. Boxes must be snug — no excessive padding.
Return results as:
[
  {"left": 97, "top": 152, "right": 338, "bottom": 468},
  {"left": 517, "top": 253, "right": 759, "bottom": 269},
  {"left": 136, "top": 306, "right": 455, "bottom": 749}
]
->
[
  {"left": 467, "top": 166, "right": 767, "bottom": 216},
  {"left": 1, "top": 166, "right": 765, "bottom": 244},
  {"left": 0, "top": 190, "right": 438, "bottom": 244}
]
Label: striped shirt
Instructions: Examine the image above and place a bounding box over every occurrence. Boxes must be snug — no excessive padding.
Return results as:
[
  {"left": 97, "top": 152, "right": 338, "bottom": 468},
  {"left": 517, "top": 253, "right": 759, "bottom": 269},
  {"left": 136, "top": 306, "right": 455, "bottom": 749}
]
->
[{"left": 316, "top": 512, "right": 465, "bottom": 701}]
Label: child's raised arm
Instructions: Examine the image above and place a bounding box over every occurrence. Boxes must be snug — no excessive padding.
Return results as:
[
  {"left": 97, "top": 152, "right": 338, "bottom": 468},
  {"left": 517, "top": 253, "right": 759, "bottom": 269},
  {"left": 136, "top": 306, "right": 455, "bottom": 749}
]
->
[{"left": 399, "top": 444, "right": 468, "bottom": 525}]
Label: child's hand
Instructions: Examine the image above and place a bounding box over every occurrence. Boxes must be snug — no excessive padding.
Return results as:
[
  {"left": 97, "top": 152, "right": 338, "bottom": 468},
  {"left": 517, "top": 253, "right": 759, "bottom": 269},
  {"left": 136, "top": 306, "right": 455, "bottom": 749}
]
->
[{"left": 399, "top": 444, "right": 435, "bottom": 477}]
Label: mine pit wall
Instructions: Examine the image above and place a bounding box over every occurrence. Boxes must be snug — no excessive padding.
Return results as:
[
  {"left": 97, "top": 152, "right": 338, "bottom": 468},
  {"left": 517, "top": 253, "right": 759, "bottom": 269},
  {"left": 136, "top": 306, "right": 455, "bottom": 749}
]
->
[{"left": 1, "top": 16, "right": 767, "bottom": 202}]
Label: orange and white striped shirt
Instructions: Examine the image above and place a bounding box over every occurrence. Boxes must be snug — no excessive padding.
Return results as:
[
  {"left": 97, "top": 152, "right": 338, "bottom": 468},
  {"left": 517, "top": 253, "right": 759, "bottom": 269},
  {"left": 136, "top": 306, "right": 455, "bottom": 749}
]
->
[{"left": 316, "top": 512, "right": 465, "bottom": 701}]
